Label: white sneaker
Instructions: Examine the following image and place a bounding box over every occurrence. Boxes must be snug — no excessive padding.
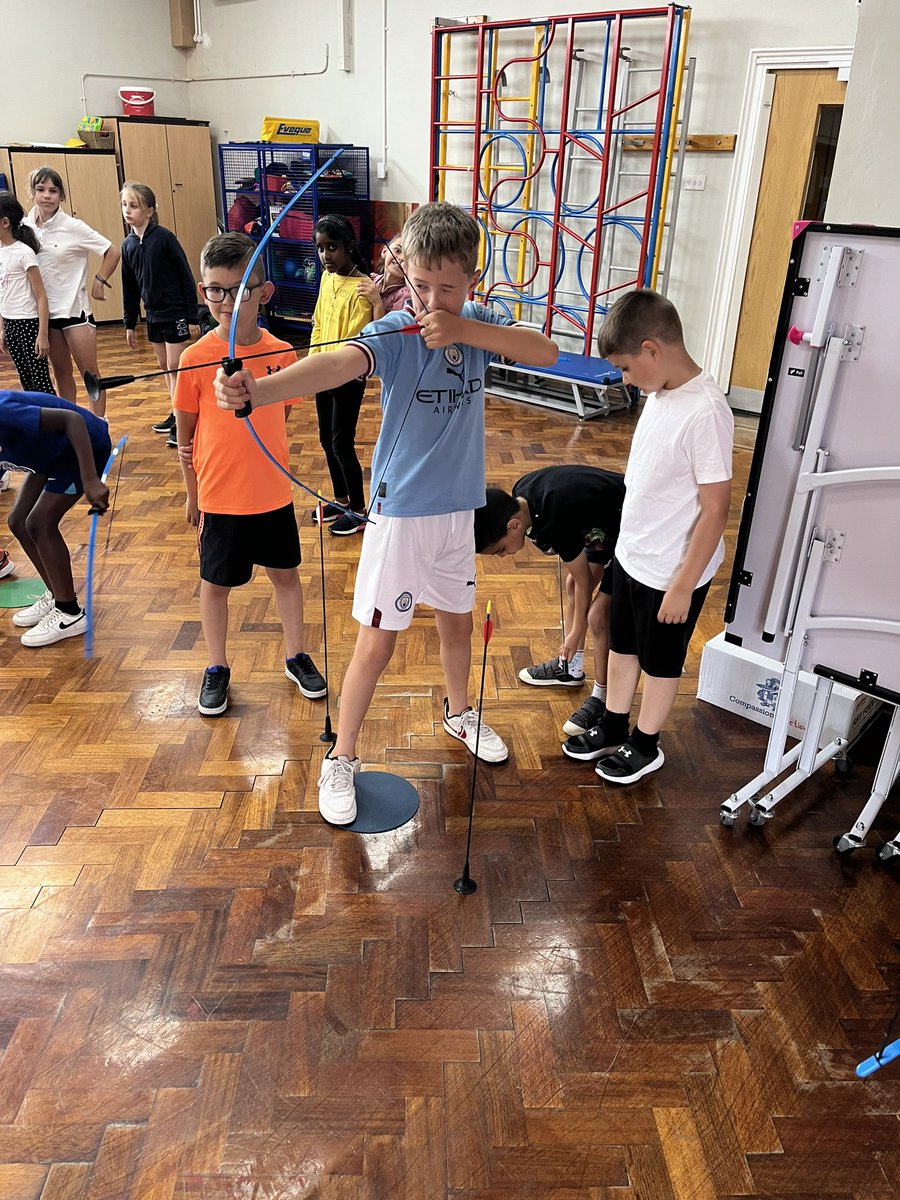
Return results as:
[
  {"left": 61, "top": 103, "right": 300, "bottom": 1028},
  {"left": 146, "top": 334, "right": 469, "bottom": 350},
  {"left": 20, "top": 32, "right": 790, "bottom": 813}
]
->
[
  {"left": 317, "top": 754, "right": 360, "bottom": 825},
  {"left": 0, "top": 550, "right": 14, "bottom": 579},
  {"left": 0, "top": 471, "right": 10, "bottom": 491},
  {"left": 442, "top": 698, "right": 509, "bottom": 763},
  {"left": 12, "top": 588, "right": 55, "bottom": 627},
  {"left": 20, "top": 606, "right": 86, "bottom": 647}
]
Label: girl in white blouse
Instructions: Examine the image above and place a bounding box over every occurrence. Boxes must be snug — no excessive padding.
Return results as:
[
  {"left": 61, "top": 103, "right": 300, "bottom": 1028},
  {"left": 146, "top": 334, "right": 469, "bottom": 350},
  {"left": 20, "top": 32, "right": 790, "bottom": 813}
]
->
[{"left": 24, "top": 167, "right": 120, "bottom": 417}]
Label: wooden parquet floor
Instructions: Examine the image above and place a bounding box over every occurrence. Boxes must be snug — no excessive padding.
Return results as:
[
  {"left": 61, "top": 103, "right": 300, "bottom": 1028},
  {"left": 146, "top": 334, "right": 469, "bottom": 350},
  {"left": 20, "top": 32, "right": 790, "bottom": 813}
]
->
[{"left": 0, "top": 330, "right": 897, "bottom": 1200}]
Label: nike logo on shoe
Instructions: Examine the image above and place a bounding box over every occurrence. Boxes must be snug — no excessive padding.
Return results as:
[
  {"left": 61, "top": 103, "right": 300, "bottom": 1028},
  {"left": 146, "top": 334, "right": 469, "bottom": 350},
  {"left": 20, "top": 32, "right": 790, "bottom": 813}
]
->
[{"left": 59, "top": 616, "right": 83, "bottom": 629}]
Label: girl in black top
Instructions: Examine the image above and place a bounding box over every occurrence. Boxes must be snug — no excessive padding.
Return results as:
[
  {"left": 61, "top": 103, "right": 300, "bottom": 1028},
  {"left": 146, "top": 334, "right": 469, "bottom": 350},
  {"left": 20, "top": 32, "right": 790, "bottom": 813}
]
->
[{"left": 120, "top": 182, "right": 198, "bottom": 438}]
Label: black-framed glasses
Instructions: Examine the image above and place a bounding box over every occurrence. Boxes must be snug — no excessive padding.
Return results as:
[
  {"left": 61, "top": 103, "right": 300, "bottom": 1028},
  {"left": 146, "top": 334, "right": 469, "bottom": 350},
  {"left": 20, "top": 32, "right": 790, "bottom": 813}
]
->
[{"left": 199, "top": 282, "right": 263, "bottom": 303}]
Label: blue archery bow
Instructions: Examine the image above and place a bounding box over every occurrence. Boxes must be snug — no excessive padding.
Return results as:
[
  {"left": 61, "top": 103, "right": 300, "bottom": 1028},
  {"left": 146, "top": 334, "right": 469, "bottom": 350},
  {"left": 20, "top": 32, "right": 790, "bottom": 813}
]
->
[
  {"left": 223, "top": 148, "right": 369, "bottom": 519},
  {"left": 84, "top": 434, "right": 128, "bottom": 659}
]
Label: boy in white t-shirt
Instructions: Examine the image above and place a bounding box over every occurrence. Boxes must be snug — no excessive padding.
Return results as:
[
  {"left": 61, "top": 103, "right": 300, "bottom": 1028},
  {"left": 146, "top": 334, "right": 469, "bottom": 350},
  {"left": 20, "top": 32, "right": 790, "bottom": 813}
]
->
[{"left": 562, "top": 289, "right": 733, "bottom": 784}]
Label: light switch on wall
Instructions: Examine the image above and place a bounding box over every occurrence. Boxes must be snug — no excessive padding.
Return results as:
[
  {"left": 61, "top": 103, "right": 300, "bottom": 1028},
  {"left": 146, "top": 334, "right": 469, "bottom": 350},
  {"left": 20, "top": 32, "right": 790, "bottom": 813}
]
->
[{"left": 683, "top": 174, "right": 706, "bottom": 191}]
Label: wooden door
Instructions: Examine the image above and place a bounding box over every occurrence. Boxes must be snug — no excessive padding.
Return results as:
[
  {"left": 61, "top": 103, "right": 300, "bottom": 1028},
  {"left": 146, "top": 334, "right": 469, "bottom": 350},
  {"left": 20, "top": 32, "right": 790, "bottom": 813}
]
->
[
  {"left": 10, "top": 151, "right": 71, "bottom": 213},
  {"left": 165, "top": 124, "right": 218, "bottom": 279},
  {"left": 65, "top": 152, "right": 125, "bottom": 322},
  {"left": 730, "top": 70, "right": 846, "bottom": 402},
  {"left": 117, "top": 122, "right": 176, "bottom": 232}
]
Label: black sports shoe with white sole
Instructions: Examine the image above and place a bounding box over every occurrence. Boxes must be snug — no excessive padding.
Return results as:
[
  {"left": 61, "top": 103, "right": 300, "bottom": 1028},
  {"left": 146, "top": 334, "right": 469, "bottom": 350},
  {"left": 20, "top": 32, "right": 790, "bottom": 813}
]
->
[
  {"left": 285, "top": 653, "right": 327, "bottom": 699},
  {"left": 329, "top": 511, "right": 367, "bottom": 536},
  {"left": 519, "top": 656, "right": 585, "bottom": 687},
  {"left": 312, "top": 502, "right": 342, "bottom": 524},
  {"left": 595, "top": 741, "right": 665, "bottom": 784},
  {"left": 561, "top": 719, "right": 621, "bottom": 761},
  {"left": 198, "top": 665, "right": 230, "bottom": 715},
  {"left": 563, "top": 694, "right": 606, "bottom": 736}
]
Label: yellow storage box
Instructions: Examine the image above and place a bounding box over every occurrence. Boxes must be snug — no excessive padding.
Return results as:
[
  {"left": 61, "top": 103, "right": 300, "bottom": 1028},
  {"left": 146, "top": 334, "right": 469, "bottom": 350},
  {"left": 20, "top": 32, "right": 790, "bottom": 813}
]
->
[{"left": 260, "top": 117, "right": 320, "bottom": 144}]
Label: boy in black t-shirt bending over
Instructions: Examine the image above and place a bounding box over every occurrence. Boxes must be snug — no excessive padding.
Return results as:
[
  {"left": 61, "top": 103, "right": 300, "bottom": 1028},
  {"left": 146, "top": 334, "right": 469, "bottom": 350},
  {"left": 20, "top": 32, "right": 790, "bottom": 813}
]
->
[{"left": 475, "top": 464, "right": 625, "bottom": 736}]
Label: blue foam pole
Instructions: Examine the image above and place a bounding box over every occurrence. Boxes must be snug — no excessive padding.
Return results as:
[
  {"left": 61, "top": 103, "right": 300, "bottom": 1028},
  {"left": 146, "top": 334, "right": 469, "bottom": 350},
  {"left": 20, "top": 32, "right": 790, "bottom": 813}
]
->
[{"left": 856, "top": 1036, "right": 900, "bottom": 1078}]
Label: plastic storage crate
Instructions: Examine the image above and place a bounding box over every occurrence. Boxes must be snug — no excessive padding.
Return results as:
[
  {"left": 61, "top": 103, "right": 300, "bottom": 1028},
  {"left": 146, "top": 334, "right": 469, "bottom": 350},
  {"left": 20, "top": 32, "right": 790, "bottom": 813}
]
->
[{"left": 218, "top": 142, "right": 370, "bottom": 329}]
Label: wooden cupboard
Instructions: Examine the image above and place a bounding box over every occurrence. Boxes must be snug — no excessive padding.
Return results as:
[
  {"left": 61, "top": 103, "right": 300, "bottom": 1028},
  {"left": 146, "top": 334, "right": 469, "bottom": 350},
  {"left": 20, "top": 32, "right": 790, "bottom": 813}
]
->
[
  {"left": 5, "top": 147, "right": 125, "bottom": 322},
  {"left": 101, "top": 117, "right": 218, "bottom": 281}
]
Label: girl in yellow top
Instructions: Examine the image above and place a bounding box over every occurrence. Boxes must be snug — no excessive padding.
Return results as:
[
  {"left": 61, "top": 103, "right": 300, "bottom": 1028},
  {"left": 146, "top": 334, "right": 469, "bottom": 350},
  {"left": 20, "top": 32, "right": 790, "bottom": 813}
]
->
[{"left": 309, "top": 215, "right": 373, "bottom": 535}]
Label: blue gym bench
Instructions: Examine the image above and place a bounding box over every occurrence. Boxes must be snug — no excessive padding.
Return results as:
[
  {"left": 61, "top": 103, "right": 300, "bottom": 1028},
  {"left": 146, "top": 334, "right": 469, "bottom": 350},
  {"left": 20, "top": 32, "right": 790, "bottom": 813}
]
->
[{"left": 486, "top": 351, "right": 631, "bottom": 421}]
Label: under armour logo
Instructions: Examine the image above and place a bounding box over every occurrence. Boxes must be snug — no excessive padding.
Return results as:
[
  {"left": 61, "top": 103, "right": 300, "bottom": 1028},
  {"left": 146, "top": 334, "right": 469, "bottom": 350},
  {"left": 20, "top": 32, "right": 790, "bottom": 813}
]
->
[{"left": 620, "top": 747, "right": 633, "bottom": 758}]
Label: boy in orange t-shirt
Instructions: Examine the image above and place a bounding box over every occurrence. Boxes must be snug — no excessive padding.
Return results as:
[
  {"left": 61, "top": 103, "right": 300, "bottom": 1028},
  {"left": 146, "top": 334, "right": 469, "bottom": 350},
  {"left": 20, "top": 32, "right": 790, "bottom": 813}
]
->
[{"left": 174, "top": 232, "right": 326, "bottom": 716}]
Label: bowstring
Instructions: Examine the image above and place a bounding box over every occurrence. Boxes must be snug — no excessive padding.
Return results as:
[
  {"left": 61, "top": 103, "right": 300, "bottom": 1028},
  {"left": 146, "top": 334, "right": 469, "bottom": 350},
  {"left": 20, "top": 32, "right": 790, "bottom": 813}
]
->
[{"left": 103, "top": 439, "right": 126, "bottom": 554}]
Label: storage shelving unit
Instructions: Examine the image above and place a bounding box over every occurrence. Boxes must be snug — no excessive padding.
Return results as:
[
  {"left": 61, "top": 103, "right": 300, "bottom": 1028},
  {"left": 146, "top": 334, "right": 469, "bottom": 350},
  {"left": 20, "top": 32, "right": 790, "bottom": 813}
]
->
[{"left": 218, "top": 142, "right": 370, "bottom": 330}]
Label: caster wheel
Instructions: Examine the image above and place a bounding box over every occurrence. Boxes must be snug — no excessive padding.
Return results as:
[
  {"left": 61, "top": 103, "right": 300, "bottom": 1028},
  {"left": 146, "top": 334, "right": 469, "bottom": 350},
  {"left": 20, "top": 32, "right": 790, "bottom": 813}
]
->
[
  {"left": 876, "top": 841, "right": 900, "bottom": 864},
  {"left": 748, "top": 805, "right": 768, "bottom": 827},
  {"left": 720, "top": 809, "right": 738, "bottom": 827},
  {"left": 834, "top": 755, "right": 854, "bottom": 777}
]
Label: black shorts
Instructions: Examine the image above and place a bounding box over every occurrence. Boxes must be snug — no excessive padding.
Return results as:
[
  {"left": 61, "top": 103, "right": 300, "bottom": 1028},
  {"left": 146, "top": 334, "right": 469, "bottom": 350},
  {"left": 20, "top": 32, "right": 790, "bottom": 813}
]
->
[
  {"left": 147, "top": 318, "right": 192, "bottom": 344},
  {"left": 609, "top": 558, "right": 710, "bottom": 678},
  {"left": 584, "top": 550, "right": 615, "bottom": 597},
  {"left": 49, "top": 311, "right": 96, "bottom": 332},
  {"left": 198, "top": 503, "right": 301, "bottom": 587}
]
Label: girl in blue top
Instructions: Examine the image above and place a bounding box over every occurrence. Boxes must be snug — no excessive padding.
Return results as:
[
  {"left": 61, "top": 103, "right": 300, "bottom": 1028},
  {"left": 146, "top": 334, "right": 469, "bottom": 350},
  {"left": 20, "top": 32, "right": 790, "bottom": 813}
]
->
[{"left": 1, "top": 390, "right": 110, "bottom": 647}]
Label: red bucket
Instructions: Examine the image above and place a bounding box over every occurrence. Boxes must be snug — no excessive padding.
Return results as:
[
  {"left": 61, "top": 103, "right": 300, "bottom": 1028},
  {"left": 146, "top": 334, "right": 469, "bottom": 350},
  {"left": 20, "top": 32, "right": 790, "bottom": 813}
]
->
[{"left": 118, "top": 87, "right": 156, "bottom": 117}]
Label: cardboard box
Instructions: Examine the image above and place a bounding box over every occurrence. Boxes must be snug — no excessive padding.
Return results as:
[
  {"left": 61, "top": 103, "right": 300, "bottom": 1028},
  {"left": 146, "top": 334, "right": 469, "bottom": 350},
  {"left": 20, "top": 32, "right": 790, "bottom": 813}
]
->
[
  {"left": 260, "top": 117, "right": 320, "bottom": 144},
  {"left": 698, "top": 632, "right": 881, "bottom": 747}
]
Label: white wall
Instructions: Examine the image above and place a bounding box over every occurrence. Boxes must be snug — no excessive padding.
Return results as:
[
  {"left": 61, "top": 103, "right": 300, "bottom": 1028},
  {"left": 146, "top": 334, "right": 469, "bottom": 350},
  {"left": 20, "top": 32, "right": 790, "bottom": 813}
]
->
[
  {"left": 826, "top": 0, "right": 900, "bottom": 225},
  {"left": 2, "top": 3, "right": 189, "bottom": 142},
  {"left": 190, "top": 0, "right": 860, "bottom": 352},
  {"left": 4, "top": 0, "right": 863, "bottom": 352}
]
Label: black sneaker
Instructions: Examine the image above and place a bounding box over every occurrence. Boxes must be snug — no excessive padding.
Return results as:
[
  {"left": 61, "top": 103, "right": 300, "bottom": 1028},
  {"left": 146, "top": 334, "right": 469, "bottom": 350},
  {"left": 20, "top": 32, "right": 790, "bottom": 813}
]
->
[
  {"left": 561, "top": 719, "right": 622, "bottom": 762},
  {"left": 519, "top": 656, "right": 585, "bottom": 687},
  {"left": 198, "top": 665, "right": 230, "bottom": 715},
  {"left": 563, "top": 694, "right": 606, "bottom": 736},
  {"left": 312, "top": 502, "right": 343, "bottom": 524},
  {"left": 165, "top": 430, "right": 178, "bottom": 448},
  {"left": 595, "top": 741, "right": 665, "bottom": 784},
  {"left": 329, "top": 511, "right": 367, "bottom": 536},
  {"left": 285, "top": 652, "right": 327, "bottom": 699},
  {"left": 152, "top": 413, "right": 176, "bottom": 434}
]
